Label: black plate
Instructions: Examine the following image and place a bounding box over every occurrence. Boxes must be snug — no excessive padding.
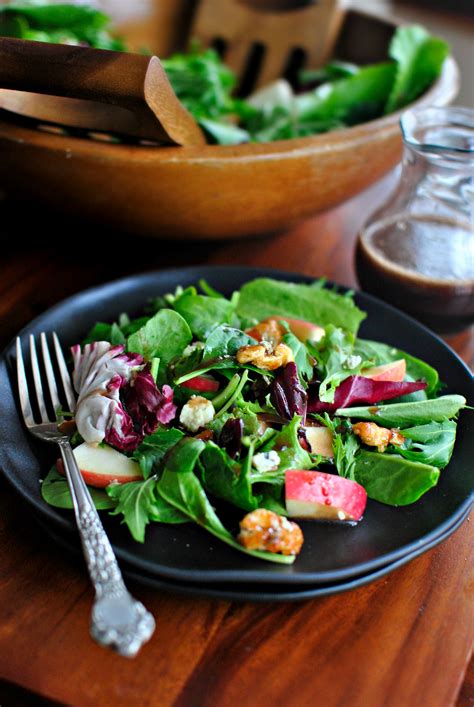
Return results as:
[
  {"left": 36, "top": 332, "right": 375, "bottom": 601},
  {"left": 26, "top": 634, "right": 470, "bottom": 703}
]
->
[
  {"left": 37, "top": 506, "right": 472, "bottom": 602},
  {"left": 0, "top": 266, "right": 473, "bottom": 586}
]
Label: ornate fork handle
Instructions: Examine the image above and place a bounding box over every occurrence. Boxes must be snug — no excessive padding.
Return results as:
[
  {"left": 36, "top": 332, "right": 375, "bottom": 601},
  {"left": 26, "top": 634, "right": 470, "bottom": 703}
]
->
[{"left": 57, "top": 439, "right": 155, "bottom": 657}]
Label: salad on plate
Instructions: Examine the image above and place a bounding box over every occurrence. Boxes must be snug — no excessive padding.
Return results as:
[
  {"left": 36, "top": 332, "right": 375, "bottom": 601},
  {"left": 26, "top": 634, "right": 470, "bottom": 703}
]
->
[{"left": 42, "top": 277, "right": 466, "bottom": 565}]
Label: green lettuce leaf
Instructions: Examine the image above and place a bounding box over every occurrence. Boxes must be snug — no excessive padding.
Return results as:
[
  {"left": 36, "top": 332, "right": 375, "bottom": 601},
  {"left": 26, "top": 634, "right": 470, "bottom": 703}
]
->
[
  {"left": 385, "top": 25, "right": 449, "bottom": 113},
  {"left": 236, "top": 278, "right": 366, "bottom": 335}
]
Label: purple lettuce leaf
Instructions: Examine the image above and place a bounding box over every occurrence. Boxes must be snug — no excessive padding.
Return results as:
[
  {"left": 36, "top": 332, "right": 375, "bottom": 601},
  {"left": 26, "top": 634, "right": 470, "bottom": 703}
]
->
[{"left": 308, "top": 375, "right": 427, "bottom": 414}]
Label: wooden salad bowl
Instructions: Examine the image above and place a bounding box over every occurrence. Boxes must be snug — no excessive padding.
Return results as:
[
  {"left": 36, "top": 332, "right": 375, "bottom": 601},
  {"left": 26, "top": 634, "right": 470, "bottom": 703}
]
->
[{"left": 0, "top": 8, "right": 459, "bottom": 240}]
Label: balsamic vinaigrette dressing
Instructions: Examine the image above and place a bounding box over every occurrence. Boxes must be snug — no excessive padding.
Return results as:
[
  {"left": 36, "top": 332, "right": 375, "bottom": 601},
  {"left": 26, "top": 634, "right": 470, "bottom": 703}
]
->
[
  {"left": 355, "top": 107, "right": 474, "bottom": 334},
  {"left": 356, "top": 215, "right": 474, "bottom": 333}
]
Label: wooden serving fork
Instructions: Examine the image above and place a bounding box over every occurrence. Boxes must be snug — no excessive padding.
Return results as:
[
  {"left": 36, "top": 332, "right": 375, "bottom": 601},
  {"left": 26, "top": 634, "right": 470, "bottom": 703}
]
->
[{"left": 189, "top": 0, "right": 346, "bottom": 92}]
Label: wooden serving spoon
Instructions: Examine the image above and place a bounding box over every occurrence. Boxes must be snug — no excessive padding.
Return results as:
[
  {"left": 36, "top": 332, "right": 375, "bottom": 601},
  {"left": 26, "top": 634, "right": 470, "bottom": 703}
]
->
[
  {"left": 189, "top": 0, "right": 347, "bottom": 92},
  {"left": 0, "top": 37, "right": 205, "bottom": 145}
]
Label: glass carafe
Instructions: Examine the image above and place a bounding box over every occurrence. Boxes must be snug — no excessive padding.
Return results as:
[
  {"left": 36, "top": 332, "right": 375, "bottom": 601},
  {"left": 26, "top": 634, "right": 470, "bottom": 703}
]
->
[{"left": 356, "top": 106, "right": 474, "bottom": 333}]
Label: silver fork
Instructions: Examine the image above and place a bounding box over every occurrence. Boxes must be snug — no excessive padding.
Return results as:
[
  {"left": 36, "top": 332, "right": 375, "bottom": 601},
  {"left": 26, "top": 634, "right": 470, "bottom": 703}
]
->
[{"left": 16, "top": 332, "right": 155, "bottom": 657}]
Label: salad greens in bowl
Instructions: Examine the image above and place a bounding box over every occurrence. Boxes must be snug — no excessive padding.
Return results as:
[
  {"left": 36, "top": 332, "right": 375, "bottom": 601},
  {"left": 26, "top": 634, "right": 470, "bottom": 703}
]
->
[
  {"left": 0, "top": 3, "right": 459, "bottom": 238},
  {"left": 0, "top": 267, "right": 472, "bottom": 585},
  {"left": 0, "top": 1, "right": 451, "bottom": 145}
]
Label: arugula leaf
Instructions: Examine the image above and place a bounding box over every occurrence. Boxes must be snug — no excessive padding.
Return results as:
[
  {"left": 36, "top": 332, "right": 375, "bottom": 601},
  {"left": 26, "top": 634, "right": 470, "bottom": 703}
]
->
[
  {"left": 336, "top": 394, "right": 466, "bottom": 426},
  {"left": 398, "top": 420, "right": 457, "bottom": 469},
  {"left": 236, "top": 278, "right": 366, "bottom": 335},
  {"left": 353, "top": 450, "right": 440, "bottom": 506},
  {"left": 318, "top": 415, "right": 359, "bottom": 481},
  {"left": 41, "top": 465, "right": 115, "bottom": 510},
  {"left": 108, "top": 477, "right": 187, "bottom": 542},
  {"left": 127, "top": 309, "right": 192, "bottom": 377},
  {"left": 132, "top": 427, "right": 184, "bottom": 479},
  {"left": 385, "top": 25, "right": 449, "bottom": 113},
  {"left": 172, "top": 292, "right": 234, "bottom": 339},
  {"left": 199, "top": 442, "right": 260, "bottom": 511}
]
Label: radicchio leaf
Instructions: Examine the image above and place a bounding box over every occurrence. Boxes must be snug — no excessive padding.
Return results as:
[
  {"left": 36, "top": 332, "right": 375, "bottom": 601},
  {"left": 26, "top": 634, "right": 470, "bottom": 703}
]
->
[
  {"left": 72, "top": 341, "right": 176, "bottom": 452},
  {"left": 219, "top": 418, "right": 244, "bottom": 459},
  {"left": 308, "top": 375, "right": 427, "bottom": 414},
  {"left": 271, "top": 362, "right": 307, "bottom": 423}
]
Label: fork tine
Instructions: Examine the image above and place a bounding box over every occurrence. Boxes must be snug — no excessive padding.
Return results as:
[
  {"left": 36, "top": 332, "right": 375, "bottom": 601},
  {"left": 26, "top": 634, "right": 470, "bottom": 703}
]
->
[
  {"left": 41, "top": 332, "right": 61, "bottom": 418},
  {"left": 16, "top": 338, "right": 35, "bottom": 427},
  {"left": 29, "top": 334, "right": 49, "bottom": 423},
  {"left": 52, "top": 332, "right": 76, "bottom": 412}
]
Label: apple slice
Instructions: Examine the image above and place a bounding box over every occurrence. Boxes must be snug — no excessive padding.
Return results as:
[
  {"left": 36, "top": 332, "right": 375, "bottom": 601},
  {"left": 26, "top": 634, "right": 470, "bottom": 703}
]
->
[
  {"left": 180, "top": 375, "right": 220, "bottom": 393},
  {"left": 361, "top": 359, "right": 406, "bottom": 382},
  {"left": 304, "top": 426, "right": 334, "bottom": 458},
  {"left": 57, "top": 442, "right": 143, "bottom": 488},
  {"left": 285, "top": 469, "right": 367, "bottom": 522},
  {"left": 269, "top": 316, "right": 325, "bottom": 344}
]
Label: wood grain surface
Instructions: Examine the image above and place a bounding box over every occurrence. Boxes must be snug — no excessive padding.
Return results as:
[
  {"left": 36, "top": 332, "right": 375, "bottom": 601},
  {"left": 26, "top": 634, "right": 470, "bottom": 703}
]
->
[{"left": 0, "top": 172, "right": 472, "bottom": 707}]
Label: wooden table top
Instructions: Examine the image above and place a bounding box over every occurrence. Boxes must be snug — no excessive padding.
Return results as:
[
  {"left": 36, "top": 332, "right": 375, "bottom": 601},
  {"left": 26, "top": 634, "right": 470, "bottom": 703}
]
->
[{"left": 0, "top": 171, "right": 472, "bottom": 707}]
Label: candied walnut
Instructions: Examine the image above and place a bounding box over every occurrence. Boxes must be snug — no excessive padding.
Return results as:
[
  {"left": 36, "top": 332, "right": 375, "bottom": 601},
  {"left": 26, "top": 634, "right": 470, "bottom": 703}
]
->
[
  {"left": 238, "top": 509, "right": 304, "bottom": 556},
  {"left": 245, "top": 318, "right": 286, "bottom": 347},
  {"left": 236, "top": 343, "right": 294, "bottom": 370},
  {"left": 352, "top": 422, "right": 405, "bottom": 453}
]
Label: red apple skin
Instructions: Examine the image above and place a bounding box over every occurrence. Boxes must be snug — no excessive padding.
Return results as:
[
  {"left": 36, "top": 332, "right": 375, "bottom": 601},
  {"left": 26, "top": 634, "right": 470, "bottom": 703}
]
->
[
  {"left": 56, "top": 442, "right": 143, "bottom": 488},
  {"left": 56, "top": 459, "right": 143, "bottom": 487},
  {"left": 268, "top": 316, "right": 325, "bottom": 343},
  {"left": 180, "top": 375, "right": 220, "bottom": 393},
  {"left": 361, "top": 359, "right": 406, "bottom": 382},
  {"left": 285, "top": 469, "right": 367, "bottom": 522}
]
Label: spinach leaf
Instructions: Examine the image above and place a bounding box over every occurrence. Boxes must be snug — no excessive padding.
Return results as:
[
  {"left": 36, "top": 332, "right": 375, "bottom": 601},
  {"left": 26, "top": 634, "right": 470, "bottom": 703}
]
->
[
  {"left": 386, "top": 25, "right": 449, "bottom": 113},
  {"left": 157, "top": 438, "right": 295, "bottom": 563},
  {"left": 199, "top": 442, "right": 260, "bottom": 511},
  {"left": 132, "top": 427, "right": 184, "bottom": 479},
  {"left": 353, "top": 338, "right": 439, "bottom": 396},
  {"left": 127, "top": 309, "right": 192, "bottom": 376},
  {"left": 296, "top": 63, "right": 396, "bottom": 125},
  {"left": 236, "top": 278, "right": 365, "bottom": 335},
  {"left": 336, "top": 394, "right": 466, "bottom": 426},
  {"left": 107, "top": 477, "right": 187, "bottom": 543},
  {"left": 172, "top": 292, "right": 235, "bottom": 339},
  {"left": 353, "top": 450, "right": 440, "bottom": 505},
  {"left": 398, "top": 420, "right": 457, "bottom": 469},
  {"left": 202, "top": 324, "right": 257, "bottom": 360},
  {"left": 41, "top": 465, "right": 115, "bottom": 510}
]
